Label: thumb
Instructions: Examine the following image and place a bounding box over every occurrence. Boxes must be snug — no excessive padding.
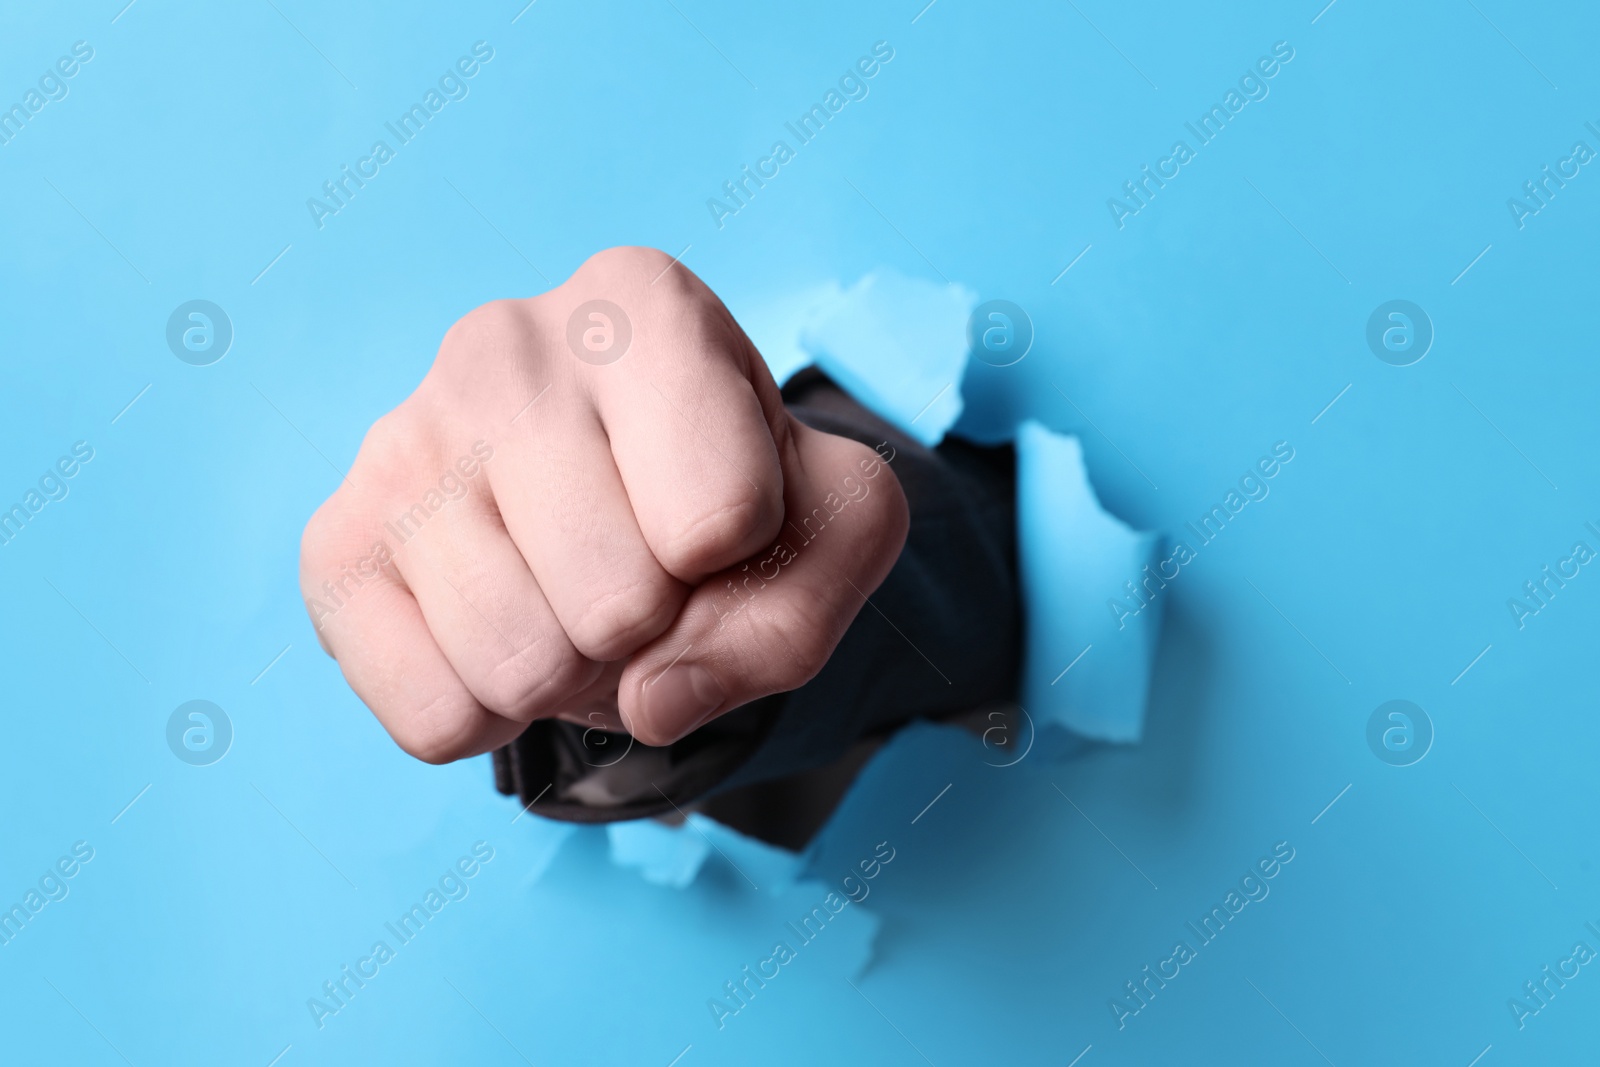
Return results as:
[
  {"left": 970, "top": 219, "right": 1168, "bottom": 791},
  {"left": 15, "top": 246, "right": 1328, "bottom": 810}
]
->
[{"left": 617, "top": 415, "right": 909, "bottom": 746}]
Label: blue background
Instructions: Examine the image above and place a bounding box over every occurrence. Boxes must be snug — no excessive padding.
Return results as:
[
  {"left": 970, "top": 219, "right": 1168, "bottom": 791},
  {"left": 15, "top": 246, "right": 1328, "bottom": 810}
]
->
[{"left": 2, "top": 0, "right": 1595, "bottom": 1063}]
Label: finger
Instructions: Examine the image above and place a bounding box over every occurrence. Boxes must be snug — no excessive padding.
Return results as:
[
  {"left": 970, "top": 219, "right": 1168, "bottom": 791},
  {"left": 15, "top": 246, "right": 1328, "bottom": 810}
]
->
[
  {"left": 595, "top": 282, "right": 785, "bottom": 583},
  {"left": 548, "top": 660, "right": 627, "bottom": 730},
  {"left": 390, "top": 498, "right": 602, "bottom": 722},
  {"left": 488, "top": 400, "right": 687, "bottom": 663},
  {"left": 616, "top": 416, "right": 909, "bottom": 746},
  {"left": 305, "top": 556, "right": 527, "bottom": 764}
]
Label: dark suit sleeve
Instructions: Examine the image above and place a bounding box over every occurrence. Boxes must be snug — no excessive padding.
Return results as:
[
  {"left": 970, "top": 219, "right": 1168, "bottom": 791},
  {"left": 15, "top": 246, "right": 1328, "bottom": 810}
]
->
[{"left": 491, "top": 368, "right": 1021, "bottom": 822}]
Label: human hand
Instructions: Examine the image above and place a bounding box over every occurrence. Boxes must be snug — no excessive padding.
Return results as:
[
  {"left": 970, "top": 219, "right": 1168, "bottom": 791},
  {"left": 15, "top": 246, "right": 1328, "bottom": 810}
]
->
[{"left": 299, "top": 247, "right": 908, "bottom": 762}]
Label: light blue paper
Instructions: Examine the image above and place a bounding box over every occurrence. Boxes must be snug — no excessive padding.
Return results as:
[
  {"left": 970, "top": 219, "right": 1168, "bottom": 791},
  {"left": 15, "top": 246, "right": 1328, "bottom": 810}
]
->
[{"left": 13, "top": 4, "right": 1588, "bottom": 1061}]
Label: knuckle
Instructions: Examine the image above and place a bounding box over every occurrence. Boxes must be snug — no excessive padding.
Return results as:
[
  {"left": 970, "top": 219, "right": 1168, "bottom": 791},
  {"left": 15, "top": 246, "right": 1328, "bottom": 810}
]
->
[
  {"left": 866, "top": 469, "right": 910, "bottom": 554},
  {"left": 387, "top": 693, "right": 481, "bottom": 765},
  {"left": 432, "top": 300, "right": 542, "bottom": 409},
  {"left": 473, "top": 640, "right": 592, "bottom": 719},
  {"left": 351, "top": 407, "right": 456, "bottom": 508},
  {"left": 351, "top": 411, "right": 423, "bottom": 490},
  {"left": 567, "top": 576, "right": 682, "bottom": 662},
  {"left": 566, "top": 246, "right": 709, "bottom": 309},
  {"left": 358, "top": 407, "right": 414, "bottom": 458},
  {"left": 837, "top": 442, "right": 911, "bottom": 554},
  {"left": 442, "top": 298, "right": 524, "bottom": 353},
  {"left": 872, "top": 456, "right": 910, "bottom": 534},
  {"left": 299, "top": 498, "right": 343, "bottom": 574},
  {"left": 746, "top": 589, "right": 841, "bottom": 692},
  {"left": 468, "top": 660, "right": 540, "bottom": 720},
  {"left": 844, "top": 441, "right": 908, "bottom": 531},
  {"left": 654, "top": 491, "right": 781, "bottom": 578},
  {"left": 398, "top": 736, "right": 464, "bottom": 766},
  {"left": 575, "top": 245, "right": 676, "bottom": 286},
  {"left": 299, "top": 496, "right": 372, "bottom": 595}
]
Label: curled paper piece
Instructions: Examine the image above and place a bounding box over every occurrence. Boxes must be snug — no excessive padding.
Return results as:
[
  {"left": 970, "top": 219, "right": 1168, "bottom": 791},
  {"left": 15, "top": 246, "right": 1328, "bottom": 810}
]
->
[
  {"left": 607, "top": 813, "right": 808, "bottom": 891},
  {"left": 516, "top": 820, "right": 578, "bottom": 891},
  {"left": 607, "top": 817, "right": 712, "bottom": 888},
  {"left": 1016, "top": 421, "right": 1163, "bottom": 742},
  {"left": 796, "top": 270, "right": 978, "bottom": 447}
]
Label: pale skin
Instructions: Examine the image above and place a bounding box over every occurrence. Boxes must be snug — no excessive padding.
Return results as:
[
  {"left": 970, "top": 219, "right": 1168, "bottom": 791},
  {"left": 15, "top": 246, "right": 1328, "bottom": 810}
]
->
[{"left": 300, "top": 247, "right": 909, "bottom": 763}]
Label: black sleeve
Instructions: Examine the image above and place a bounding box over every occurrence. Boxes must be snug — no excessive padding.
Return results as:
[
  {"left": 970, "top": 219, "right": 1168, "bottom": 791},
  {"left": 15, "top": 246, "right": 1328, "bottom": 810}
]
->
[{"left": 491, "top": 368, "right": 1021, "bottom": 823}]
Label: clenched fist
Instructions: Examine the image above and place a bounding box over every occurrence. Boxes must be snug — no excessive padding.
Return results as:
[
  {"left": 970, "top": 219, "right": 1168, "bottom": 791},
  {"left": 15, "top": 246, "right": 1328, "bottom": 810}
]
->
[{"left": 300, "top": 247, "right": 909, "bottom": 764}]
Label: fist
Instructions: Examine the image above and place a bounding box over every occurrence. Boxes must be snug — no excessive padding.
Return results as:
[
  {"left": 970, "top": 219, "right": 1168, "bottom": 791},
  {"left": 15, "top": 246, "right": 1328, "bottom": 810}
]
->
[{"left": 300, "top": 247, "right": 909, "bottom": 763}]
